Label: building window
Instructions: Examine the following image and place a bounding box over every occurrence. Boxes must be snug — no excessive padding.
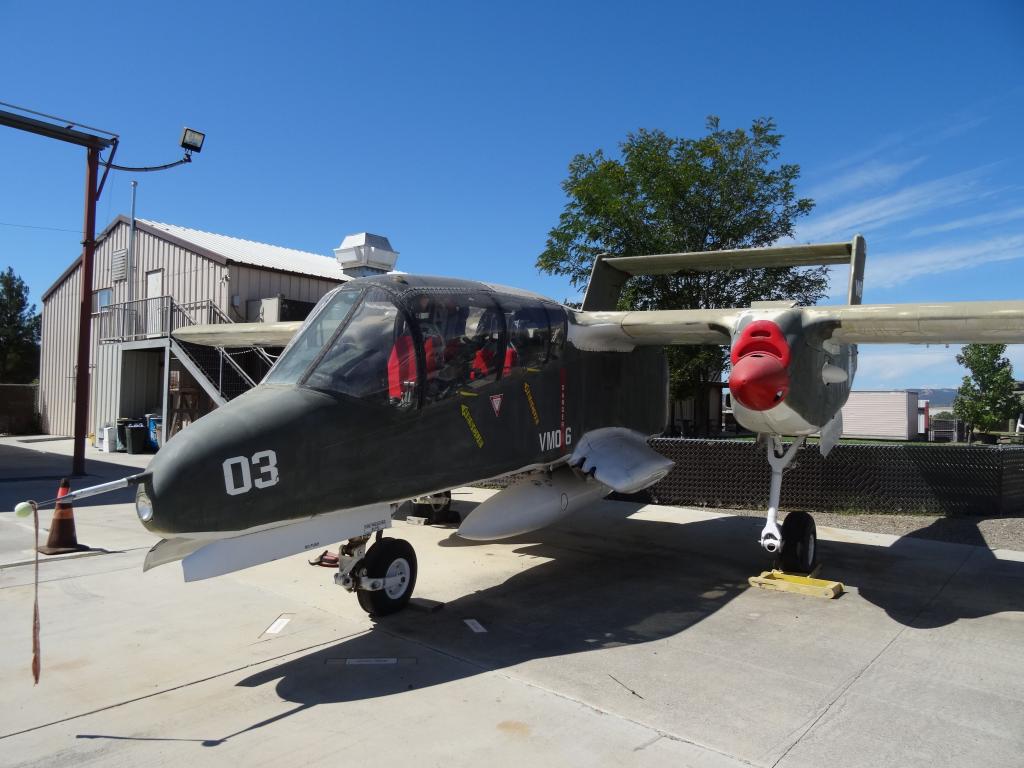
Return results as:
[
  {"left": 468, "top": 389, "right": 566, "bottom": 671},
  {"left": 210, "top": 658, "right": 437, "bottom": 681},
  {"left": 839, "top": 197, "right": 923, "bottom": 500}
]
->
[{"left": 92, "top": 288, "right": 113, "bottom": 314}]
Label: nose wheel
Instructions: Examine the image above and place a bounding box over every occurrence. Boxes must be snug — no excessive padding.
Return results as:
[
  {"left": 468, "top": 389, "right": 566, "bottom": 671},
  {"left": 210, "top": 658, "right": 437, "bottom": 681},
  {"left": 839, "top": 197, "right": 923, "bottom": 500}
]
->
[
  {"left": 354, "top": 538, "right": 418, "bottom": 616},
  {"left": 778, "top": 510, "right": 817, "bottom": 574}
]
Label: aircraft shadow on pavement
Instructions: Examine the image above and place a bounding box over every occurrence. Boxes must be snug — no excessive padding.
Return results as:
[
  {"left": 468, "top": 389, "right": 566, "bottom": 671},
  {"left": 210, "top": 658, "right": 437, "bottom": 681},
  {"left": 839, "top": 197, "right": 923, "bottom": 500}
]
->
[
  {"left": 0, "top": 445, "right": 143, "bottom": 511},
  {"left": 234, "top": 502, "right": 1024, "bottom": 711}
]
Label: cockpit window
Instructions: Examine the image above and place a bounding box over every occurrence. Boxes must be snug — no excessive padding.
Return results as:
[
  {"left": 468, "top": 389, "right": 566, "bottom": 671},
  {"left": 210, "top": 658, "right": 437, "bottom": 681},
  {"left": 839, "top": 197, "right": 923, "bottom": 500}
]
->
[
  {"left": 547, "top": 305, "right": 567, "bottom": 361},
  {"left": 500, "top": 298, "right": 551, "bottom": 373},
  {"left": 304, "top": 288, "right": 415, "bottom": 407},
  {"left": 409, "top": 292, "right": 505, "bottom": 403},
  {"left": 265, "top": 288, "right": 360, "bottom": 385}
]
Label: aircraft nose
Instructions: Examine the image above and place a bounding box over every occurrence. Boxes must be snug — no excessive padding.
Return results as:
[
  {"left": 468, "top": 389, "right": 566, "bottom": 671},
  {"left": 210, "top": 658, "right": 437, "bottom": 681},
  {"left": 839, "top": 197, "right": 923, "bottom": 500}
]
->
[
  {"left": 729, "top": 353, "right": 790, "bottom": 411},
  {"left": 136, "top": 386, "right": 335, "bottom": 537}
]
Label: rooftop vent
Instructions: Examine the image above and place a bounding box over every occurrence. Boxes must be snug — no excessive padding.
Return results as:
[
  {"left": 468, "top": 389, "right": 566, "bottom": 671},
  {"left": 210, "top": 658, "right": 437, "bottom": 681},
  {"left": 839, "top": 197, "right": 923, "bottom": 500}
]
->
[{"left": 334, "top": 233, "right": 399, "bottom": 278}]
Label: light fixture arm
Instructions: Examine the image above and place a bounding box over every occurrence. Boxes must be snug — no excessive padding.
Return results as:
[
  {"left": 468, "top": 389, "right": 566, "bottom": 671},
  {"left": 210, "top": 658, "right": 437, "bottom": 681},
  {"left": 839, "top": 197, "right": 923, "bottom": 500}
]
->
[{"left": 102, "top": 150, "right": 193, "bottom": 173}]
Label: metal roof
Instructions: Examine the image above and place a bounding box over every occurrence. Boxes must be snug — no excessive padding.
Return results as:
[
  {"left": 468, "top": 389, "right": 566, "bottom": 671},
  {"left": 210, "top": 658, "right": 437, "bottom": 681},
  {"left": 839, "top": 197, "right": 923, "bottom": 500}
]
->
[{"left": 139, "top": 219, "right": 350, "bottom": 281}]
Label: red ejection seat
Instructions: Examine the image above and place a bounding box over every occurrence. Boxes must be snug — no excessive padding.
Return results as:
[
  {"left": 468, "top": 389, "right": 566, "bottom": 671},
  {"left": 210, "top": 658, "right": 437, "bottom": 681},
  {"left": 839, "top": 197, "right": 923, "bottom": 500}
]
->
[
  {"left": 388, "top": 335, "right": 441, "bottom": 400},
  {"left": 388, "top": 335, "right": 416, "bottom": 400},
  {"left": 471, "top": 344, "right": 517, "bottom": 380}
]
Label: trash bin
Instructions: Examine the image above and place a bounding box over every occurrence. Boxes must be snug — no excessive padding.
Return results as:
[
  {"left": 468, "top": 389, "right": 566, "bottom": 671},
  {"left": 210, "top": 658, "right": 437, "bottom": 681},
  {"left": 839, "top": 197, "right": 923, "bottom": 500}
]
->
[
  {"left": 125, "top": 422, "right": 150, "bottom": 454},
  {"left": 146, "top": 414, "right": 162, "bottom": 450},
  {"left": 116, "top": 418, "right": 132, "bottom": 452}
]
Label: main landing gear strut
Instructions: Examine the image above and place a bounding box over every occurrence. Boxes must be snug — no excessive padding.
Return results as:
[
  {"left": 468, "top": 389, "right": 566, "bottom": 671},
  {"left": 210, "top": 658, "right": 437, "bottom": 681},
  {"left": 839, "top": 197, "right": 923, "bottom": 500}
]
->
[
  {"left": 759, "top": 435, "right": 818, "bottom": 574},
  {"left": 334, "top": 531, "right": 418, "bottom": 616}
]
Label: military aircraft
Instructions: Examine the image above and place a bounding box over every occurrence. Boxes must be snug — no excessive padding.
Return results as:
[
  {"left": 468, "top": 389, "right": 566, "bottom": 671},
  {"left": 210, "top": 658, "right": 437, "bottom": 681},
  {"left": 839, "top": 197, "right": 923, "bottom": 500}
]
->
[{"left": 17, "top": 235, "right": 1024, "bottom": 615}]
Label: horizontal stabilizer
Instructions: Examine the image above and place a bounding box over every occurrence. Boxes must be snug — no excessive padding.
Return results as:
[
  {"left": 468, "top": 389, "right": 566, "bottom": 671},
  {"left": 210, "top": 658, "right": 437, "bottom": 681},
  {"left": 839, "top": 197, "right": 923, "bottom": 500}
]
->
[
  {"left": 172, "top": 321, "right": 302, "bottom": 348},
  {"left": 604, "top": 241, "right": 855, "bottom": 273},
  {"left": 584, "top": 235, "right": 865, "bottom": 309},
  {"left": 568, "top": 428, "right": 674, "bottom": 494}
]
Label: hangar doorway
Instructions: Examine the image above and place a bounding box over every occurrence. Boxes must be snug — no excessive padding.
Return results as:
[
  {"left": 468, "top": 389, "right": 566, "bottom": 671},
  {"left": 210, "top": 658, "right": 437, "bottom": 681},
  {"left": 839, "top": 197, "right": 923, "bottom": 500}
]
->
[{"left": 119, "top": 348, "right": 165, "bottom": 422}]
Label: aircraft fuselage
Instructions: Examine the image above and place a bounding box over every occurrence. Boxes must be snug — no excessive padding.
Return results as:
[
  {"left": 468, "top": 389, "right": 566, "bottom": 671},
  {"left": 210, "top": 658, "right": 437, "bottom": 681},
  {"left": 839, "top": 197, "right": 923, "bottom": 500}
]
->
[{"left": 141, "top": 276, "right": 667, "bottom": 537}]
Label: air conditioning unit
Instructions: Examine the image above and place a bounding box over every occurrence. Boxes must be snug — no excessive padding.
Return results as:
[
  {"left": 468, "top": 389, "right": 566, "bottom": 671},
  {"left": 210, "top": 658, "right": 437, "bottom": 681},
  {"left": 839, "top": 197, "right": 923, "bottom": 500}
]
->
[{"left": 246, "top": 297, "right": 316, "bottom": 323}]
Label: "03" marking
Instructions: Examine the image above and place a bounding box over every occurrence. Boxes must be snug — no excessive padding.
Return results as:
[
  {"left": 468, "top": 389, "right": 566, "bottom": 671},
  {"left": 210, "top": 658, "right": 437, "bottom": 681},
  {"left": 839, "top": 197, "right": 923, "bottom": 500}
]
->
[{"left": 223, "top": 450, "right": 280, "bottom": 496}]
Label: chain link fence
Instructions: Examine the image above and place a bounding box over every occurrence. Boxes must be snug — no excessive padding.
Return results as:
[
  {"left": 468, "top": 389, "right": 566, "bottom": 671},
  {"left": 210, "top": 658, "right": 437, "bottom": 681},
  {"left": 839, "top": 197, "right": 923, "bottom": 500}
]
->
[{"left": 649, "top": 439, "right": 1024, "bottom": 516}]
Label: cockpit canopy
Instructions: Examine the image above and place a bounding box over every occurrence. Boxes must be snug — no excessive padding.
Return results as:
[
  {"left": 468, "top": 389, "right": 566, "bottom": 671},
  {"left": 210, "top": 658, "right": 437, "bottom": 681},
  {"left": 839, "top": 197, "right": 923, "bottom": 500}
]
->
[{"left": 264, "top": 282, "right": 566, "bottom": 408}]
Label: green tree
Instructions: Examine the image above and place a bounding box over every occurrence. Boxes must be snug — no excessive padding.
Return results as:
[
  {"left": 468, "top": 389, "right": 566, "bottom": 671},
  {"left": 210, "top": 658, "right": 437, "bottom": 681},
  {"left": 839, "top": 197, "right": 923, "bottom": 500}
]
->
[
  {"left": 953, "top": 343, "right": 1019, "bottom": 442},
  {"left": 537, "top": 117, "right": 827, "bottom": 434},
  {"left": 0, "top": 267, "right": 41, "bottom": 383}
]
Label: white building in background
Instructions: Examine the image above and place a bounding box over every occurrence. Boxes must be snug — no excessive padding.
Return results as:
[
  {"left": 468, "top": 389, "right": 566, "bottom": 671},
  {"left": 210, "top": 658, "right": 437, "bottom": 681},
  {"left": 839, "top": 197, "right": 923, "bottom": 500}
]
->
[
  {"left": 39, "top": 216, "right": 398, "bottom": 441},
  {"left": 840, "top": 390, "right": 921, "bottom": 441}
]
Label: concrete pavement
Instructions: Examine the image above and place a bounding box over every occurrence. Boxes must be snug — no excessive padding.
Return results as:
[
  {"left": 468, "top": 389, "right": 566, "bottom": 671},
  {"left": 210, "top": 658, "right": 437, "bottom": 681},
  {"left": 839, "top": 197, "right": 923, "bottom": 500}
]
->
[{"left": 1, "top": 437, "right": 1022, "bottom": 767}]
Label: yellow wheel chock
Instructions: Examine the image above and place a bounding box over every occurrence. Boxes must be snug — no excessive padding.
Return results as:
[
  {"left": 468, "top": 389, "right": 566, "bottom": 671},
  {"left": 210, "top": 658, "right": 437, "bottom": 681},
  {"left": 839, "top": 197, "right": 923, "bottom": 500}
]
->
[{"left": 748, "top": 566, "right": 844, "bottom": 599}]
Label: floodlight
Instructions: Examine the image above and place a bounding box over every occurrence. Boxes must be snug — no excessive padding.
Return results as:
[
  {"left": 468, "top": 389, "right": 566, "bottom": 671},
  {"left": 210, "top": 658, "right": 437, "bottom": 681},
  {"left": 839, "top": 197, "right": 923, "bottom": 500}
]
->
[{"left": 180, "top": 127, "right": 205, "bottom": 153}]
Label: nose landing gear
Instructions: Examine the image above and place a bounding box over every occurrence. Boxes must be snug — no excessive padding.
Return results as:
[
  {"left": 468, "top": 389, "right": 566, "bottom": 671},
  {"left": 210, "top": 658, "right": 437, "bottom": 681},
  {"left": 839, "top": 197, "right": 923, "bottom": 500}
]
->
[
  {"left": 334, "top": 533, "right": 419, "bottom": 616},
  {"left": 758, "top": 435, "right": 818, "bottom": 574},
  {"left": 355, "top": 538, "right": 418, "bottom": 615}
]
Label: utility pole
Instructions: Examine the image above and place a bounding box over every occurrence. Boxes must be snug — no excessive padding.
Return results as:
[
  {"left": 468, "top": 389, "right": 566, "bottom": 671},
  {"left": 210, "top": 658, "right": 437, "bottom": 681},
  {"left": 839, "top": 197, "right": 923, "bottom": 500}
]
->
[{"left": 72, "top": 147, "right": 101, "bottom": 475}]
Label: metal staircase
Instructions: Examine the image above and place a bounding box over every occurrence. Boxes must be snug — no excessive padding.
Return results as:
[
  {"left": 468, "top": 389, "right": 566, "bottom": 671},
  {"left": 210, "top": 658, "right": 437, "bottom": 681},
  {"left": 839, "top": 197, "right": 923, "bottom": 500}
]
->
[{"left": 99, "top": 297, "right": 276, "bottom": 406}]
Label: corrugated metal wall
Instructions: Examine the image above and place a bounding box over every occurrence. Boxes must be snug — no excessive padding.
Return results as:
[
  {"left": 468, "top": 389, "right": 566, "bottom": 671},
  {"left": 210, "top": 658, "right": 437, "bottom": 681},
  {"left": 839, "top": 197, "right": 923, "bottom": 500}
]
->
[
  {"left": 226, "top": 265, "right": 340, "bottom": 321},
  {"left": 130, "top": 225, "right": 230, "bottom": 310},
  {"left": 39, "top": 261, "right": 82, "bottom": 436},
  {"left": 41, "top": 221, "right": 229, "bottom": 436},
  {"left": 841, "top": 391, "right": 916, "bottom": 440},
  {"left": 40, "top": 220, "right": 343, "bottom": 436}
]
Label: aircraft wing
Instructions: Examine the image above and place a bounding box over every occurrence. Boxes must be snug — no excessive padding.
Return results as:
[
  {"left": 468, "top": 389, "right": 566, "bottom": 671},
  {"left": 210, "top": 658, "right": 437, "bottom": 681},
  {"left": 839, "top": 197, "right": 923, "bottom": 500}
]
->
[
  {"left": 571, "top": 300, "right": 1024, "bottom": 350},
  {"left": 801, "top": 301, "right": 1024, "bottom": 344},
  {"left": 577, "top": 235, "right": 1024, "bottom": 346},
  {"left": 172, "top": 321, "right": 302, "bottom": 347}
]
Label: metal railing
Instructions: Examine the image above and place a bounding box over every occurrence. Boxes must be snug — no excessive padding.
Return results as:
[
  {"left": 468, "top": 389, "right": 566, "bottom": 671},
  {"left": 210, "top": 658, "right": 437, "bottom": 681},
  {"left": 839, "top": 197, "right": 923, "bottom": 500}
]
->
[
  {"left": 178, "top": 299, "right": 231, "bottom": 327},
  {"left": 97, "top": 296, "right": 276, "bottom": 402},
  {"left": 98, "top": 297, "right": 229, "bottom": 343}
]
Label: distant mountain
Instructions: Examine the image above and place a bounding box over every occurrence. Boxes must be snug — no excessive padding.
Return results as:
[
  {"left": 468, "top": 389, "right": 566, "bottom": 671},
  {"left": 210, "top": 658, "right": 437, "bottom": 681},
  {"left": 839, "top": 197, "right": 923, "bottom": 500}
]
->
[{"left": 913, "top": 388, "right": 957, "bottom": 408}]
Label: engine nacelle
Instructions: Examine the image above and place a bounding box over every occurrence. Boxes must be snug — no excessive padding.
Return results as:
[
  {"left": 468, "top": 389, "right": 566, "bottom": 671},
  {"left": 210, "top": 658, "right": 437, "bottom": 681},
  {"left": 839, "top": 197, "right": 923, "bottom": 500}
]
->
[{"left": 457, "top": 467, "right": 611, "bottom": 541}]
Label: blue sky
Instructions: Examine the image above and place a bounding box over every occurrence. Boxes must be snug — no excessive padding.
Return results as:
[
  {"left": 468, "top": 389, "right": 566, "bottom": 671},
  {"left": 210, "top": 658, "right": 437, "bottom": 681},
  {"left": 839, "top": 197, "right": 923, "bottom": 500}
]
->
[{"left": 1, "top": 1, "right": 1022, "bottom": 389}]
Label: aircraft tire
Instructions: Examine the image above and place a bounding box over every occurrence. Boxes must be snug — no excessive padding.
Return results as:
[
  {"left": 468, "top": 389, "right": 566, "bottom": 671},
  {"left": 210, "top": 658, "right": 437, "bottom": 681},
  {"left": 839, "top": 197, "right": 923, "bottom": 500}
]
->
[
  {"left": 779, "top": 511, "right": 817, "bottom": 574},
  {"left": 356, "top": 538, "right": 418, "bottom": 616}
]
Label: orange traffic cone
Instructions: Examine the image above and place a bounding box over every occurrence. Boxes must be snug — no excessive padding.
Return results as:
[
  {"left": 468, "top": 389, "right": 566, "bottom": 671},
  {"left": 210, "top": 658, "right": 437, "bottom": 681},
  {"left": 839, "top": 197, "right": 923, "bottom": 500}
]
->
[{"left": 38, "top": 478, "right": 89, "bottom": 555}]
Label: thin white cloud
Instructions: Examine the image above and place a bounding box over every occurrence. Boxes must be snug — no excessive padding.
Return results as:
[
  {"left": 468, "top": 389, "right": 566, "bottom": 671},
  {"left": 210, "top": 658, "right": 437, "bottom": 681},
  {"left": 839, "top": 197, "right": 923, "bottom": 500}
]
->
[
  {"left": 813, "top": 110, "right": 992, "bottom": 178},
  {"left": 805, "top": 157, "right": 926, "bottom": 203},
  {"left": 816, "top": 132, "right": 908, "bottom": 175},
  {"left": 795, "top": 167, "right": 990, "bottom": 242},
  {"left": 854, "top": 343, "right": 1024, "bottom": 390},
  {"left": 906, "top": 206, "right": 1024, "bottom": 238},
  {"left": 868, "top": 233, "right": 1024, "bottom": 288},
  {"left": 853, "top": 346, "right": 961, "bottom": 388}
]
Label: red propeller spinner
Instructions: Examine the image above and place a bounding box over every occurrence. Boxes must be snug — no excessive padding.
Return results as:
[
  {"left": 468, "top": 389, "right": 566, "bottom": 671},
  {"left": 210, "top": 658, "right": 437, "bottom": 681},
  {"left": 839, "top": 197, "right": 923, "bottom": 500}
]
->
[{"left": 728, "top": 320, "right": 791, "bottom": 412}]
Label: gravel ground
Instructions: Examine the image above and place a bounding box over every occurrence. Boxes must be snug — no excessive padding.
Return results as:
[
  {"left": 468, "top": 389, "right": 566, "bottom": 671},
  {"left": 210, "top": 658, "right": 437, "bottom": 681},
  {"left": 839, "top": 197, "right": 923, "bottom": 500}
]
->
[{"left": 717, "top": 507, "right": 1024, "bottom": 552}]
